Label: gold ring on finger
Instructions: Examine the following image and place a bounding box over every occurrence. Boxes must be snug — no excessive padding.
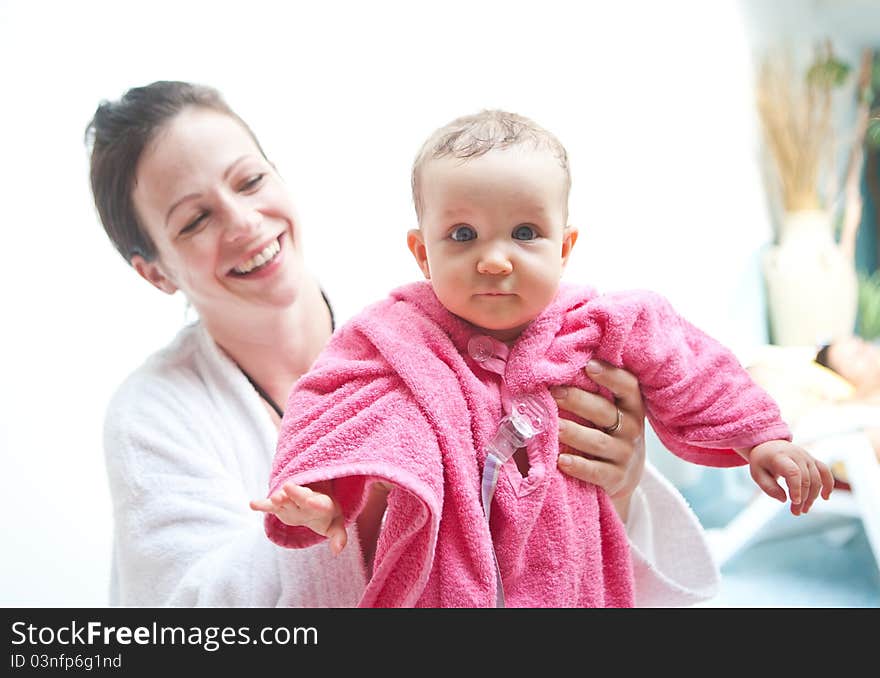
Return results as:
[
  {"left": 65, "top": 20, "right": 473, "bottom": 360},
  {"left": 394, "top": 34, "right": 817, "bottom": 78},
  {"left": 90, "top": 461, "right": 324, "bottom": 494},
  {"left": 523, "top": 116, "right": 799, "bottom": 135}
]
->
[{"left": 602, "top": 407, "right": 623, "bottom": 435}]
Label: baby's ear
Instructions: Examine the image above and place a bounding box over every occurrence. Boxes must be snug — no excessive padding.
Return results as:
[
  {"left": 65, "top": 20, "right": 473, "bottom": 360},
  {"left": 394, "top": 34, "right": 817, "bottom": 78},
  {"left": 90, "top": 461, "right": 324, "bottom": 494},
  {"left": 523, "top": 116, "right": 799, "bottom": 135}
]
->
[
  {"left": 407, "top": 229, "right": 431, "bottom": 279},
  {"left": 561, "top": 225, "right": 579, "bottom": 269},
  {"left": 132, "top": 255, "right": 178, "bottom": 295}
]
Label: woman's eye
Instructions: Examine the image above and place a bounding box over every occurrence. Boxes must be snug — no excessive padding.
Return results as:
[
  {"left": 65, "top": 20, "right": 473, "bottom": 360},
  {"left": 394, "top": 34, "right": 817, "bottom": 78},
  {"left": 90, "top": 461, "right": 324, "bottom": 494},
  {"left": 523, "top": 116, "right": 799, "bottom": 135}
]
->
[
  {"left": 512, "top": 224, "right": 538, "bottom": 240},
  {"left": 180, "top": 212, "right": 208, "bottom": 235},
  {"left": 240, "top": 173, "right": 265, "bottom": 191},
  {"left": 450, "top": 225, "right": 477, "bottom": 242}
]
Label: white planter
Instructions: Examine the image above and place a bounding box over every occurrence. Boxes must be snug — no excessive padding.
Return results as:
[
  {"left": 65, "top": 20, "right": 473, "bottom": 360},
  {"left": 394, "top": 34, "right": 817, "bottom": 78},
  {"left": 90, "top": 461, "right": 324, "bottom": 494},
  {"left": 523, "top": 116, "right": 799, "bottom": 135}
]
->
[{"left": 763, "top": 210, "right": 858, "bottom": 346}]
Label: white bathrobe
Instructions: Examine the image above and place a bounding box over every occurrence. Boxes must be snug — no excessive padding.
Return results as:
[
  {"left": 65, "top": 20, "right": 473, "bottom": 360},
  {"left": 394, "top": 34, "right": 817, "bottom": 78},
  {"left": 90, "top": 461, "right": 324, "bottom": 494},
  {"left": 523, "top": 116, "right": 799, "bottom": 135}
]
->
[{"left": 104, "top": 322, "right": 719, "bottom": 607}]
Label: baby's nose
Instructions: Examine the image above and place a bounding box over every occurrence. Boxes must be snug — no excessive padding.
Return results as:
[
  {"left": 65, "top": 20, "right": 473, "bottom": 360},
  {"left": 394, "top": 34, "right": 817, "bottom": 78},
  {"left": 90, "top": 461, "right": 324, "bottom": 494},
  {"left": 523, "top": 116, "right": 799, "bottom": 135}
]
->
[{"left": 477, "top": 249, "right": 513, "bottom": 275}]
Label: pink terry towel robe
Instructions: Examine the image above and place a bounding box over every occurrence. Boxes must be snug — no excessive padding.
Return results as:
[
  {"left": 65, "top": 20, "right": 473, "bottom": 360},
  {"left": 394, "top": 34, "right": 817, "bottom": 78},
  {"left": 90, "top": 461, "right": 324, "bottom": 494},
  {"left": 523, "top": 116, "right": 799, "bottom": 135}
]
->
[{"left": 265, "top": 282, "right": 791, "bottom": 607}]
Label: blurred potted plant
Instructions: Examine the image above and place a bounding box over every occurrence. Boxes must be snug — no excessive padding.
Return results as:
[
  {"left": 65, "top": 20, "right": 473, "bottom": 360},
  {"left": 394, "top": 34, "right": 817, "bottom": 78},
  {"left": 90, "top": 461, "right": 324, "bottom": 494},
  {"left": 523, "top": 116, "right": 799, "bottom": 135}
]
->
[
  {"left": 757, "top": 41, "right": 873, "bottom": 346},
  {"left": 857, "top": 60, "right": 880, "bottom": 343}
]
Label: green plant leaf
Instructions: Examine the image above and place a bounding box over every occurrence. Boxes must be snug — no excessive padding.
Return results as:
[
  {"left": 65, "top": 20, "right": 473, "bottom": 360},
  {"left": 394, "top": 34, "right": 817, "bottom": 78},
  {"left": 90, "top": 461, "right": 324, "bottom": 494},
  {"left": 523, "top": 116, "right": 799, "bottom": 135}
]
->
[
  {"left": 872, "top": 54, "right": 880, "bottom": 91},
  {"left": 858, "top": 271, "right": 880, "bottom": 340},
  {"left": 807, "top": 55, "right": 851, "bottom": 88},
  {"left": 867, "top": 118, "right": 880, "bottom": 149}
]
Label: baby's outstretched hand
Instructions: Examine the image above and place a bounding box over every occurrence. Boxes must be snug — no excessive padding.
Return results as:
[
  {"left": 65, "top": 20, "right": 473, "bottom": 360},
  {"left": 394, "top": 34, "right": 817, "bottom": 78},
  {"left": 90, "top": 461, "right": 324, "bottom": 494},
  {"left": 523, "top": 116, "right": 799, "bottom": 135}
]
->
[
  {"left": 250, "top": 481, "right": 347, "bottom": 555},
  {"left": 745, "top": 440, "right": 834, "bottom": 515}
]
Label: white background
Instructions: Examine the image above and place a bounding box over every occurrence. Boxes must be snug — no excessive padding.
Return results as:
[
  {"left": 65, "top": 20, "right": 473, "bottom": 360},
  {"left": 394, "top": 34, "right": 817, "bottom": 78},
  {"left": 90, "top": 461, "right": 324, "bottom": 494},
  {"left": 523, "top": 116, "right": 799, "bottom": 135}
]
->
[{"left": 0, "top": 0, "right": 853, "bottom": 605}]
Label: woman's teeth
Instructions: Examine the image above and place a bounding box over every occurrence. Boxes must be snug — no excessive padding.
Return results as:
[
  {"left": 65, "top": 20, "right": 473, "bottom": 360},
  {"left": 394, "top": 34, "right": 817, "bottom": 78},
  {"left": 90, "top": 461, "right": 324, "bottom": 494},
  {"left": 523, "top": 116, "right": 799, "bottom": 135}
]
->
[{"left": 234, "top": 238, "right": 280, "bottom": 274}]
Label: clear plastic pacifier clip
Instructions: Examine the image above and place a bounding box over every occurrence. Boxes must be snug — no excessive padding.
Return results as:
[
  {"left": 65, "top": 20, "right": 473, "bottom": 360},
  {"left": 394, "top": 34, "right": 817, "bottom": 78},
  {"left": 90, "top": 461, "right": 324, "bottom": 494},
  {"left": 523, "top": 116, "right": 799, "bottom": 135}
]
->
[
  {"left": 467, "top": 334, "right": 551, "bottom": 522},
  {"left": 481, "top": 395, "right": 550, "bottom": 522},
  {"left": 467, "top": 334, "right": 552, "bottom": 606},
  {"left": 481, "top": 394, "right": 550, "bottom": 607}
]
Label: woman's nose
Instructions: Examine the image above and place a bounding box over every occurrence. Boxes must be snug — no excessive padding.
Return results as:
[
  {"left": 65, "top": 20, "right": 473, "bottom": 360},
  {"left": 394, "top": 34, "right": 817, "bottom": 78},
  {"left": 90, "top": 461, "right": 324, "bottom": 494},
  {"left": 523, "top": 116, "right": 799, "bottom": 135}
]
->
[
  {"left": 222, "top": 199, "right": 262, "bottom": 242},
  {"left": 477, "top": 247, "right": 513, "bottom": 275}
]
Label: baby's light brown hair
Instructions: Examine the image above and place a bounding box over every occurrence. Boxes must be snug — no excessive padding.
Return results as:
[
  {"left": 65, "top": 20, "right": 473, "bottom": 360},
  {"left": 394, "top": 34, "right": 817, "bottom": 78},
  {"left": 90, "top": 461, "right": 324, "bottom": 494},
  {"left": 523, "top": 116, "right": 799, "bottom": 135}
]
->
[{"left": 410, "top": 109, "right": 571, "bottom": 219}]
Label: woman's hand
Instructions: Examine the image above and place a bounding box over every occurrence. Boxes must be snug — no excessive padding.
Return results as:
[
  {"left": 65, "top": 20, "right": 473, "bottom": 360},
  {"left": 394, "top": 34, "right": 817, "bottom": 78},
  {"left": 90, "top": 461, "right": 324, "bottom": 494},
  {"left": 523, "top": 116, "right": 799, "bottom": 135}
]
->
[{"left": 551, "top": 360, "right": 646, "bottom": 522}]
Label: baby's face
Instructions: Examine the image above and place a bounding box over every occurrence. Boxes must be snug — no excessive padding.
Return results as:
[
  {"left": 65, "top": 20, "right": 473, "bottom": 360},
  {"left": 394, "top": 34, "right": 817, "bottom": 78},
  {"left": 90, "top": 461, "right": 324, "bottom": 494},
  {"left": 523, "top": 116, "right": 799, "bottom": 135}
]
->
[{"left": 409, "top": 146, "right": 575, "bottom": 342}]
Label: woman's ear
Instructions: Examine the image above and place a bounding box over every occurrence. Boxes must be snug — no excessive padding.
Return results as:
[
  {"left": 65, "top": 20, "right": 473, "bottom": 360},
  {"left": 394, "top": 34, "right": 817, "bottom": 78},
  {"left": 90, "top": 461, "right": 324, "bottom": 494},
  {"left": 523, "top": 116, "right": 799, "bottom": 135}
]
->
[
  {"left": 407, "top": 229, "right": 431, "bottom": 279},
  {"left": 131, "top": 255, "right": 178, "bottom": 295},
  {"left": 561, "top": 225, "right": 579, "bottom": 269}
]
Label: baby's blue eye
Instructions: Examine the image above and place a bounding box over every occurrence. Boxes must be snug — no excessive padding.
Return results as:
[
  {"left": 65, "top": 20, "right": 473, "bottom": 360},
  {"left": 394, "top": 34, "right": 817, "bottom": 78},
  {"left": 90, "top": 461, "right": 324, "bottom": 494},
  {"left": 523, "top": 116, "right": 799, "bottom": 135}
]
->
[
  {"left": 450, "top": 225, "right": 477, "bottom": 242},
  {"left": 512, "top": 224, "right": 538, "bottom": 240}
]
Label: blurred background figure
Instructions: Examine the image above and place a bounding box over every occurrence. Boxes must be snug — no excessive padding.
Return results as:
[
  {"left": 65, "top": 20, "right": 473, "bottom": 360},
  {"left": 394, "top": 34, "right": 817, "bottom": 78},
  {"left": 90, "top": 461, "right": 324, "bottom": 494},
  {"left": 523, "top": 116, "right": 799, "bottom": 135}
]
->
[{"left": 817, "top": 336, "right": 880, "bottom": 403}]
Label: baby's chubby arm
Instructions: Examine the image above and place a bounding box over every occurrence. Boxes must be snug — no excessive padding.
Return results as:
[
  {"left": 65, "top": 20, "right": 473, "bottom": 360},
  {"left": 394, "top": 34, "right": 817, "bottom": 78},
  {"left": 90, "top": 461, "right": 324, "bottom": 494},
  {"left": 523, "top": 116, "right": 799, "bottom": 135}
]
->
[
  {"left": 250, "top": 481, "right": 348, "bottom": 555},
  {"left": 736, "top": 441, "right": 835, "bottom": 515}
]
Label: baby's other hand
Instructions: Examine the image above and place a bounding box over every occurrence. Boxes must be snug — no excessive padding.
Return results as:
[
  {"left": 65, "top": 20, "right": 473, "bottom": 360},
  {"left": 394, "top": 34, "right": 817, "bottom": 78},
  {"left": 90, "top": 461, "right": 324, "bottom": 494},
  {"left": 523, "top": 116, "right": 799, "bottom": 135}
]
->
[
  {"left": 249, "top": 480, "right": 347, "bottom": 554},
  {"left": 745, "top": 440, "right": 834, "bottom": 515}
]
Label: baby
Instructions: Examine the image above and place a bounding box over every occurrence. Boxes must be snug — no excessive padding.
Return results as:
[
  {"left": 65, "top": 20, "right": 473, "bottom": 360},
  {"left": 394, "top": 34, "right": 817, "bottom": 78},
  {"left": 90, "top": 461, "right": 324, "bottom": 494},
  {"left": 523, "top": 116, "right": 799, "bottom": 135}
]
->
[{"left": 252, "top": 110, "right": 834, "bottom": 607}]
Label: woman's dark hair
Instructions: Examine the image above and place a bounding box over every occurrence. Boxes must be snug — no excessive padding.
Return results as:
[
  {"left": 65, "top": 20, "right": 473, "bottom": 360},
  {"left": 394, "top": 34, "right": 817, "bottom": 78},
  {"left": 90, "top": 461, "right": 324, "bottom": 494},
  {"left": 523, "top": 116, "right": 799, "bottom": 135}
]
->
[
  {"left": 815, "top": 343, "right": 833, "bottom": 371},
  {"left": 85, "top": 81, "right": 266, "bottom": 263}
]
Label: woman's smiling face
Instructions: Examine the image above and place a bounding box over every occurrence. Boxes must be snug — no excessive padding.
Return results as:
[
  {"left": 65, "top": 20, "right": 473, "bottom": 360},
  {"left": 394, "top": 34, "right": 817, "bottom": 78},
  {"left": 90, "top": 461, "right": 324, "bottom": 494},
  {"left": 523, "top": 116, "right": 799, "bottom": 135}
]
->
[{"left": 131, "top": 107, "right": 309, "bottom": 320}]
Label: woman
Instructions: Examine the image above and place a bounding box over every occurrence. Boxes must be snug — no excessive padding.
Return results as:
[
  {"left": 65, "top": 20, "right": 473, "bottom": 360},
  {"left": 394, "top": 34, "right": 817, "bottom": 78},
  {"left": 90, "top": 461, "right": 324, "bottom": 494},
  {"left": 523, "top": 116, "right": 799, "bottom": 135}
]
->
[{"left": 87, "top": 81, "right": 719, "bottom": 607}]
